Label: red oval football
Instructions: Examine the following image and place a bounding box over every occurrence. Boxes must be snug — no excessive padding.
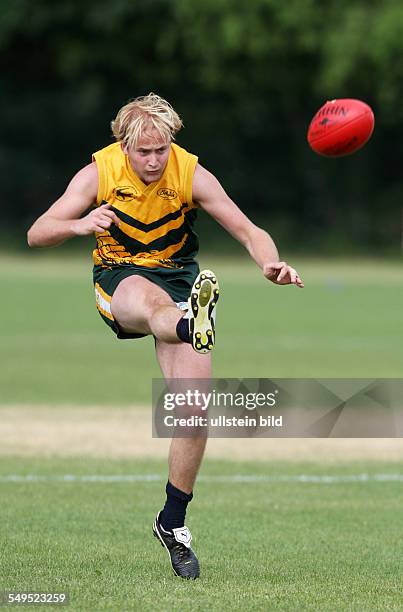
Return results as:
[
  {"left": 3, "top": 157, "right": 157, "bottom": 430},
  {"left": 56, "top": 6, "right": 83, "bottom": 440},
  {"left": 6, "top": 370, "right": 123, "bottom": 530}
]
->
[{"left": 307, "top": 98, "right": 375, "bottom": 157}]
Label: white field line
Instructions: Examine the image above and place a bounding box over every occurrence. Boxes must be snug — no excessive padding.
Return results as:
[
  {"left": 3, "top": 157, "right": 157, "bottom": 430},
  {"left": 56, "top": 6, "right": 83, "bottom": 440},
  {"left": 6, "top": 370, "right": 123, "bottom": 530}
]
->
[{"left": 0, "top": 474, "right": 403, "bottom": 484}]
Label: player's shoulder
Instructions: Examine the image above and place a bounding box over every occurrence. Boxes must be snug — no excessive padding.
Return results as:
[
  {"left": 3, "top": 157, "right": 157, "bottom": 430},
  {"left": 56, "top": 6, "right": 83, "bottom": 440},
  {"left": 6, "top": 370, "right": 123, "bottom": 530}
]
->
[
  {"left": 68, "top": 162, "right": 98, "bottom": 198},
  {"left": 192, "top": 162, "right": 219, "bottom": 190},
  {"left": 191, "top": 162, "right": 231, "bottom": 209}
]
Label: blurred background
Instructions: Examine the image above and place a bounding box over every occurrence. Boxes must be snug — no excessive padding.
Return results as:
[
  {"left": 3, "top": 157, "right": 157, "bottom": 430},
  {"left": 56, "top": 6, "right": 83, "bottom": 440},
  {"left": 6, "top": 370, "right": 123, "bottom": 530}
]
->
[
  {"left": 1, "top": 0, "right": 403, "bottom": 406},
  {"left": 2, "top": 0, "right": 403, "bottom": 255},
  {"left": 0, "top": 0, "right": 403, "bottom": 405},
  {"left": 2, "top": 6, "right": 403, "bottom": 607}
]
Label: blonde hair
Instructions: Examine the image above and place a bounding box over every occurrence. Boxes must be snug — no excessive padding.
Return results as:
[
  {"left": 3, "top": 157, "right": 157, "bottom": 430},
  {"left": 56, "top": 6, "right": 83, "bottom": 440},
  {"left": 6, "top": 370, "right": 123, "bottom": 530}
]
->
[{"left": 111, "top": 93, "right": 183, "bottom": 150}]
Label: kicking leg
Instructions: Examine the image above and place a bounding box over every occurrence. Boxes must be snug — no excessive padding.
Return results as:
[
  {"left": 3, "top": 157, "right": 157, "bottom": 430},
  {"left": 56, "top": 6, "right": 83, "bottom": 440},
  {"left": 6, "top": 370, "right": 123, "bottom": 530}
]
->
[
  {"left": 111, "top": 274, "right": 183, "bottom": 342},
  {"left": 111, "top": 269, "right": 219, "bottom": 352}
]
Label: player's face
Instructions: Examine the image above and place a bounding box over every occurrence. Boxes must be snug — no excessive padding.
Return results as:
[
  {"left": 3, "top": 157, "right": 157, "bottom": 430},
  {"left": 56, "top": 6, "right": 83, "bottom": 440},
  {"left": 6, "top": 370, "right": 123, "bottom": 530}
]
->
[{"left": 124, "top": 129, "right": 171, "bottom": 185}]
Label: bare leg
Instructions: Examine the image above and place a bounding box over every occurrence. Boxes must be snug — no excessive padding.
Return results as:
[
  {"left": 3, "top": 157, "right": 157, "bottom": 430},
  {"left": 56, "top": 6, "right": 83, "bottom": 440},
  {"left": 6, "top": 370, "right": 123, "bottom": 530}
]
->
[
  {"left": 111, "top": 272, "right": 212, "bottom": 578},
  {"left": 156, "top": 340, "right": 211, "bottom": 494},
  {"left": 111, "top": 274, "right": 210, "bottom": 493},
  {"left": 111, "top": 275, "right": 184, "bottom": 341}
]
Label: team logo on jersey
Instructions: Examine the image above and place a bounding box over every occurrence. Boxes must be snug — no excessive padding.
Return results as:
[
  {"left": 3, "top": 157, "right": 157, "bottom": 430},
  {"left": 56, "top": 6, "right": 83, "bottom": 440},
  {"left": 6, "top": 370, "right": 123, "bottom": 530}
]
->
[
  {"left": 113, "top": 186, "right": 137, "bottom": 201},
  {"left": 157, "top": 188, "right": 178, "bottom": 200}
]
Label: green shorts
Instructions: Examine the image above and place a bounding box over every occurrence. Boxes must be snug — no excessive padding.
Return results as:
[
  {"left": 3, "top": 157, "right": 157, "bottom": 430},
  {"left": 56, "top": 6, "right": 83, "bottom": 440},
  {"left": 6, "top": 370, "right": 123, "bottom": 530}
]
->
[{"left": 93, "top": 261, "right": 199, "bottom": 339}]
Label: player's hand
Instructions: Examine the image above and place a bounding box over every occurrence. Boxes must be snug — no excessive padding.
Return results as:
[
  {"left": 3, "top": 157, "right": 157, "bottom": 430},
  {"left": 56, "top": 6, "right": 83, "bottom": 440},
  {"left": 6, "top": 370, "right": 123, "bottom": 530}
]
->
[
  {"left": 263, "top": 261, "right": 304, "bottom": 288},
  {"left": 73, "top": 203, "right": 120, "bottom": 235}
]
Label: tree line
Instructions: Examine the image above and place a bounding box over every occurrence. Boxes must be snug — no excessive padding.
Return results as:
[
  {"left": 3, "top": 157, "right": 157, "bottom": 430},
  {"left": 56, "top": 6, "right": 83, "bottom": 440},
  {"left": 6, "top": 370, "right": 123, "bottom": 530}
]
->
[{"left": 2, "top": 0, "right": 403, "bottom": 253}]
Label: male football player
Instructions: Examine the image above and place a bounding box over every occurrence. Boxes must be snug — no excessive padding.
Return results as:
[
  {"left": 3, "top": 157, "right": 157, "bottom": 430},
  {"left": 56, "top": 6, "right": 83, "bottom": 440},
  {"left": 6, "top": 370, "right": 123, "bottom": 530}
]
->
[{"left": 27, "top": 93, "right": 303, "bottom": 579}]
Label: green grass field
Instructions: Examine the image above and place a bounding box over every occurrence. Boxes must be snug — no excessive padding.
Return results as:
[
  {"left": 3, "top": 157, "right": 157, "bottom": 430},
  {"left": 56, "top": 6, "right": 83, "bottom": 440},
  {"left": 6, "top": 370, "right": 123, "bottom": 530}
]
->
[
  {"left": 1, "top": 254, "right": 403, "bottom": 610},
  {"left": 1, "top": 458, "right": 403, "bottom": 611},
  {"left": 2, "top": 252, "right": 403, "bottom": 404}
]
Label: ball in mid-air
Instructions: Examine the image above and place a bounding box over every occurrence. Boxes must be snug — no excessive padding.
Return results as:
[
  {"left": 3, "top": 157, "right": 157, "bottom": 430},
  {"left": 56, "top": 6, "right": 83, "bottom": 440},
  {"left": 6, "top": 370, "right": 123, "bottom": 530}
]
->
[{"left": 307, "top": 98, "right": 375, "bottom": 157}]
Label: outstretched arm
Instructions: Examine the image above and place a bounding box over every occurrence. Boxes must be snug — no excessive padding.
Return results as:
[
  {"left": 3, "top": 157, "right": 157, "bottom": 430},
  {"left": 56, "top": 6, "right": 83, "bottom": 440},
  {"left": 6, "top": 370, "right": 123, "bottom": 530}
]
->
[
  {"left": 27, "top": 162, "right": 120, "bottom": 248},
  {"left": 192, "top": 164, "right": 304, "bottom": 287}
]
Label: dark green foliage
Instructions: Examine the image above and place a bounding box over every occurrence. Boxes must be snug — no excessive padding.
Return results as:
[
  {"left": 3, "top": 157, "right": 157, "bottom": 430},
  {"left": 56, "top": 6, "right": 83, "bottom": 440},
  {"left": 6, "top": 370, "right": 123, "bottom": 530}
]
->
[{"left": 2, "top": 1, "right": 403, "bottom": 252}]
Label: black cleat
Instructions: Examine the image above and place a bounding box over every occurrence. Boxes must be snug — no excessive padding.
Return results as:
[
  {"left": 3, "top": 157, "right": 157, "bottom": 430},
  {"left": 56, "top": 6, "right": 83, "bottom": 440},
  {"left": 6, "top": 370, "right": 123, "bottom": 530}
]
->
[{"left": 152, "top": 512, "right": 200, "bottom": 579}]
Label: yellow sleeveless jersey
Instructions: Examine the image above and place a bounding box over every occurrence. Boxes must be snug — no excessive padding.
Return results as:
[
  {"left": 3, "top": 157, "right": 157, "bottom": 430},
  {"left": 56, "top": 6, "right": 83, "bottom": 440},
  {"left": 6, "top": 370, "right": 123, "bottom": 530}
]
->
[{"left": 92, "top": 142, "right": 199, "bottom": 268}]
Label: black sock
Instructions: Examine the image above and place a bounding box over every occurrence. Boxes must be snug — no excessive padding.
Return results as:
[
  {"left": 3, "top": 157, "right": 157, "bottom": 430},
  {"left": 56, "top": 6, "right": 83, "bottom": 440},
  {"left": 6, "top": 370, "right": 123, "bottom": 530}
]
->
[
  {"left": 159, "top": 481, "right": 193, "bottom": 531},
  {"left": 176, "top": 316, "right": 190, "bottom": 343}
]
